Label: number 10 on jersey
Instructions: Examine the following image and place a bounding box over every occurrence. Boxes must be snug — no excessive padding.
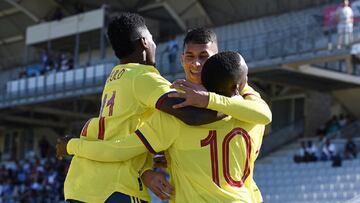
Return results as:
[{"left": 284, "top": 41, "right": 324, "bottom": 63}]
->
[{"left": 200, "top": 128, "right": 251, "bottom": 188}]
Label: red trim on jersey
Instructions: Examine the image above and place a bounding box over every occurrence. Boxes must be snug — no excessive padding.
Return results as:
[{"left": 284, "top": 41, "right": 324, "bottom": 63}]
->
[
  {"left": 135, "top": 130, "right": 157, "bottom": 154},
  {"left": 155, "top": 91, "right": 177, "bottom": 109},
  {"left": 81, "top": 119, "right": 91, "bottom": 137},
  {"left": 98, "top": 117, "right": 105, "bottom": 140},
  {"left": 242, "top": 93, "right": 258, "bottom": 98}
]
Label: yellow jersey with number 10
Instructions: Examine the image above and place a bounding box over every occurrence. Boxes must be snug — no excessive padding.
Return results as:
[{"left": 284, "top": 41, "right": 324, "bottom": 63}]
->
[{"left": 136, "top": 111, "right": 265, "bottom": 203}]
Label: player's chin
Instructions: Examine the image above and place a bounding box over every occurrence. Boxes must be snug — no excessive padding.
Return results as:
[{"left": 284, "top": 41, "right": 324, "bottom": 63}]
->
[{"left": 191, "top": 76, "right": 201, "bottom": 84}]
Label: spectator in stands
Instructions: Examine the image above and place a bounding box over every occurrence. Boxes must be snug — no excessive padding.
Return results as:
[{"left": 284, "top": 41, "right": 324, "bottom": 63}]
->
[
  {"left": 321, "top": 139, "right": 337, "bottom": 161},
  {"left": 325, "top": 115, "right": 340, "bottom": 137},
  {"left": 293, "top": 141, "right": 308, "bottom": 163},
  {"left": 53, "top": 53, "right": 61, "bottom": 71},
  {"left": 338, "top": 113, "right": 348, "bottom": 128},
  {"left": 164, "top": 35, "right": 179, "bottom": 74},
  {"left": 60, "top": 53, "right": 69, "bottom": 71},
  {"left": 18, "top": 70, "right": 27, "bottom": 79},
  {"left": 306, "top": 141, "right": 318, "bottom": 162},
  {"left": 41, "top": 50, "right": 50, "bottom": 73},
  {"left": 336, "top": 0, "right": 354, "bottom": 49},
  {"left": 344, "top": 136, "right": 357, "bottom": 159},
  {"left": 322, "top": 139, "right": 343, "bottom": 167},
  {"left": 316, "top": 129, "right": 327, "bottom": 149},
  {"left": 0, "top": 155, "right": 69, "bottom": 202},
  {"left": 68, "top": 55, "right": 74, "bottom": 70}
]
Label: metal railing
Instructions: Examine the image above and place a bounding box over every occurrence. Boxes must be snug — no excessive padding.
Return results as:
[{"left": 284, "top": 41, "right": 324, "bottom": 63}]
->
[
  {"left": 2, "top": 22, "right": 360, "bottom": 107},
  {"left": 157, "top": 23, "right": 360, "bottom": 74},
  {"left": 0, "top": 60, "right": 116, "bottom": 108}
]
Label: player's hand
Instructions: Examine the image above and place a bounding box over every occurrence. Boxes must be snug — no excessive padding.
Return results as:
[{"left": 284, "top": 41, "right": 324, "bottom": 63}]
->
[
  {"left": 141, "top": 170, "right": 173, "bottom": 200},
  {"left": 169, "top": 79, "right": 209, "bottom": 108},
  {"left": 56, "top": 135, "right": 73, "bottom": 160}
]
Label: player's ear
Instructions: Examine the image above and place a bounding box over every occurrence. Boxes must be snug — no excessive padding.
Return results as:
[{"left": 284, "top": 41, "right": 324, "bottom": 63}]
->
[
  {"left": 231, "top": 84, "right": 240, "bottom": 97},
  {"left": 180, "top": 53, "right": 185, "bottom": 66},
  {"left": 232, "top": 84, "right": 240, "bottom": 96},
  {"left": 139, "top": 37, "right": 149, "bottom": 50}
]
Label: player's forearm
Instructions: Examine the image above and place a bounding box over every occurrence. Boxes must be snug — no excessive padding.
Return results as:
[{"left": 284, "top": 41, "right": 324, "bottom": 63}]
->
[
  {"left": 207, "top": 92, "right": 272, "bottom": 125},
  {"left": 157, "top": 95, "right": 224, "bottom": 125},
  {"left": 67, "top": 137, "right": 147, "bottom": 162}
]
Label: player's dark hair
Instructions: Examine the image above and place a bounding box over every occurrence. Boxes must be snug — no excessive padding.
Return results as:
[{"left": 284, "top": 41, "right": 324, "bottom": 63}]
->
[
  {"left": 183, "top": 28, "right": 217, "bottom": 49},
  {"left": 201, "top": 51, "right": 245, "bottom": 97},
  {"left": 107, "top": 12, "right": 147, "bottom": 59}
]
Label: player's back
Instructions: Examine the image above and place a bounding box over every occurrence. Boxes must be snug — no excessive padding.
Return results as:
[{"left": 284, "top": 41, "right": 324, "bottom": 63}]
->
[
  {"left": 167, "top": 115, "right": 264, "bottom": 202},
  {"left": 65, "top": 63, "right": 171, "bottom": 202}
]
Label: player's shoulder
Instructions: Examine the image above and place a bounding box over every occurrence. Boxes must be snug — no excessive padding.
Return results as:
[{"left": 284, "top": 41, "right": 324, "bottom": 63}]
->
[
  {"left": 133, "top": 67, "right": 170, "bottom": 87},
  {"left": 111, "top": 63, "right": 158, "bottom": 75},
  {"left": 232, "top": 118, "right": 264, "bottom": 132},
  {"left": 109, "top": 63, "right": 163, "bottom": 85},
  {"left": 126, "top": 63, "right": 158, "bottom": 74}
]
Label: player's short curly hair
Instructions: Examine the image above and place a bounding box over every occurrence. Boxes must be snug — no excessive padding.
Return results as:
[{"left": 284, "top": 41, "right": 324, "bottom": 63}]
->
[
  {"left": 183, "top": 27, "right": 217, "bottom": 49},
  {"left": 201, "top": 51, "right": 245, "bottom": 97},
  {"left": 107, "top": 12, "right": 147, "bottom": 59}
]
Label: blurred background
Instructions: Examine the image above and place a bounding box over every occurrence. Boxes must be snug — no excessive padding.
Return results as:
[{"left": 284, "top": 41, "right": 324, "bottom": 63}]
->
[{"left": 0, "top": 0, "right": 359, "bottom": 202}]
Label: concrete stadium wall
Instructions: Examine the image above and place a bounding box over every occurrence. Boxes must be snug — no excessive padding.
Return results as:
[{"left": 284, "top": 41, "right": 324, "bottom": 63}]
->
[{"left": 304, "top": 91, "right": 332, "bottom": 137}]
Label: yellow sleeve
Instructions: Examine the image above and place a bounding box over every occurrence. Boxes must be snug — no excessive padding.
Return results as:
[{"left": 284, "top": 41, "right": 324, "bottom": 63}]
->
[
  {"left": 66, "top": 112, "right": 180, "bottom": 162},
  {"left": 207, "top": 84, "right": 272, "bottom": 125},
  {"left": 67, "top": 134, "right": 147, "bottom": 162},
  {"left": 136, "top": 111, "right": 180, "bottom": 153},
  {"left": 133, "top": 72, "right": 175, "bottom": 108},
  {"left": 139, "top": 153, "right": 154, "bottom": 176},
  {"left": 67, "top": 116, "right": 147, "bottom": 162}
]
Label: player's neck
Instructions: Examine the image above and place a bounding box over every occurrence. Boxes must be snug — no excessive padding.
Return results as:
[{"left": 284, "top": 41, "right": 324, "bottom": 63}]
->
[{"left": 121, "top": 56, "right": 146, "bottom": 65}]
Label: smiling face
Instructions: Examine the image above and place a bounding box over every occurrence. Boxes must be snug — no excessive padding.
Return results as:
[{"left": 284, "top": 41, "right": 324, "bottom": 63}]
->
[{"left": 181, "top": 41, "right": 218, "bottom": 84}]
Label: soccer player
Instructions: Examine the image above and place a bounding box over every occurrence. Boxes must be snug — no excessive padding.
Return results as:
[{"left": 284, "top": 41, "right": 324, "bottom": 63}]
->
[
  {"left": 62, "top": 51, "right": 264, "bottom": 202},
  {"left": 62, "top": 13, "right": 229, "bottom": 203},
  {"left": 166, "top": 27, "right": 268, "bottom": 202},
  {"left": 171, "top": 28, "right": 271, "bottom": 124},
  {"left": 61, "top": 14, "right": 269, "bottom": 203}
]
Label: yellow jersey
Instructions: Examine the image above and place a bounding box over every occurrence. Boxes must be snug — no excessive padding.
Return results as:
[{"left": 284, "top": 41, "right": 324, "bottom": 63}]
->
[
  {"left": 64, "top": 63, "right": 173, "bottom": 202},
  {"left": 68, "top": 110, "right": 265, "bottom": 203}
]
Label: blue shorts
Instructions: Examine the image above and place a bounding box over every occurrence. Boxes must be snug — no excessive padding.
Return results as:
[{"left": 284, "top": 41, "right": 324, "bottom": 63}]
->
[{"left": 66, "top": 192, "right": 148, "bottom": 203}]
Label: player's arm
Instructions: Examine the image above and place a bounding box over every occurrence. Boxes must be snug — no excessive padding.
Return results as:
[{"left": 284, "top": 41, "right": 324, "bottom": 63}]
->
[
  {"left": 64, "top": 113, "right": 179, "bottom": 162},
  {"left": 134, "top": 72, "right": 225, "bottom": 126},
  {"left": 170, "top": 80, "right": 272, "bottom": 125},
  {"left": 58, "top": 117, "right": 147, "bottom": 162},
  {"left": 66, "top": 136, "right": 147, "bottom": 162},
  {"left": 156, "top": 93, "right": 225, "bottom": 125},
  {"left": 207, "top": 84, "right": 272, "bottom": 124}
]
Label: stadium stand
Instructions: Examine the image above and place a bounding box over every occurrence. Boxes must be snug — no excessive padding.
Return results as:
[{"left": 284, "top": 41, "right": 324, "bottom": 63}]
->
[
  {"left": 0, "top": 154, "right": 69, "bottom": 202},
  {"left": 0, "top": 0, "right": 360, "bottom": 202},
  {"left": 255, "top": 137, "right": 360, "bottom": 203},
  {"left": 255, "top": 117, "right": 360, "bottom": 203}
]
